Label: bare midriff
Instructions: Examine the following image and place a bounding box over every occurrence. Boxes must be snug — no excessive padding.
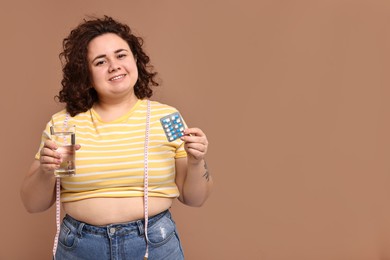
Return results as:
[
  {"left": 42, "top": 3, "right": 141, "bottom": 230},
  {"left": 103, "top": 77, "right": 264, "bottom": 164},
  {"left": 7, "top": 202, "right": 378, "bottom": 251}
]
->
[{"left": 63, "top": 197, "right": 174, "bottom": 226}]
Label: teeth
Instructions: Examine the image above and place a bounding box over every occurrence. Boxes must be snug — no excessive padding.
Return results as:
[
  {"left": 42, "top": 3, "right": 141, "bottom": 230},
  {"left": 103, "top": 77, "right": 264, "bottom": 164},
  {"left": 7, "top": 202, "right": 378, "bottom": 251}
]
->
[{"left": 110, "top": 75, "right": 125, "bottom": 81}]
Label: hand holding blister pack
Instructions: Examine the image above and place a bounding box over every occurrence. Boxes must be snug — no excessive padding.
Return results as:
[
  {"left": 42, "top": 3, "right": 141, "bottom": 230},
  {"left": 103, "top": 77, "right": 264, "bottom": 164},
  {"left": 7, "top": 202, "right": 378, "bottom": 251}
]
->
[{"left": 160, "top": 112, "right": 185, "bottom": 142}]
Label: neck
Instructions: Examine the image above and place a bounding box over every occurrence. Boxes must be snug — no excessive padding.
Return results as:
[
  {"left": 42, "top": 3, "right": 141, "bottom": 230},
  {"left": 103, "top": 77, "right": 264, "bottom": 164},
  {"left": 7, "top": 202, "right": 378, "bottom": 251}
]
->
[{"left": 93, "top": 96, "right": 140, "bottom": 122}]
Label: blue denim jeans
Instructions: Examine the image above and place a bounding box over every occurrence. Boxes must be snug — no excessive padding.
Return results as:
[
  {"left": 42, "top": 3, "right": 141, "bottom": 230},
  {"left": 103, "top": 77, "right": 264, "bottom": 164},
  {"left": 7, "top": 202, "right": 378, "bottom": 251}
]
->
[{"left": 54, "top": 210, "right": 184, "bottom": 260}]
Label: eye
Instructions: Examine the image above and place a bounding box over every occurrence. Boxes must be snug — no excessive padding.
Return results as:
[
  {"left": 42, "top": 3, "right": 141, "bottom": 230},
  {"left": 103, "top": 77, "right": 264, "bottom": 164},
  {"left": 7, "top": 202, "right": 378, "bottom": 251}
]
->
[
  {"left": 117, "top": 53, "right": 127, "bottom": 59},
  {"left": 95, "top": 60, "right": 105, "bottom": 66}
]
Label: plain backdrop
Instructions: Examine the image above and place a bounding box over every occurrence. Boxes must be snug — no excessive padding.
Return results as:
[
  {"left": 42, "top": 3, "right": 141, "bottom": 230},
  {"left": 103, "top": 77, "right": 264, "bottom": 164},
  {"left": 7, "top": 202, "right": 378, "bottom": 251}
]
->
[{"left": 2, "top": 0, "right": 390, "bottom": 259}]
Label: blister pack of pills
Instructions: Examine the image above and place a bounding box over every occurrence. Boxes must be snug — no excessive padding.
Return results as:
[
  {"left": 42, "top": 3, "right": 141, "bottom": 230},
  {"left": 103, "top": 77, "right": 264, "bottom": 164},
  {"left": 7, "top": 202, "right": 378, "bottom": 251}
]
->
[{"left": 160, "top": 112, "right": 185, "bottom": 142}]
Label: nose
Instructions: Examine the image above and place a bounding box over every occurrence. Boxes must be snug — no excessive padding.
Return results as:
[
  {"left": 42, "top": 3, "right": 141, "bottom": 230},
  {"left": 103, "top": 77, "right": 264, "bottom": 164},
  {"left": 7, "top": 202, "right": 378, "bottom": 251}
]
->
[{"left": 108, "top": 61, "right": 120, "bottom": 73}]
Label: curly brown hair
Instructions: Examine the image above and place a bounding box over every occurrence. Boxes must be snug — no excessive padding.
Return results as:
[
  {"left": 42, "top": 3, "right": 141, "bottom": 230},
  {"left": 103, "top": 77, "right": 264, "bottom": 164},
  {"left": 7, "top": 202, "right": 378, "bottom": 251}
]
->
[{"left": 56, "top": 16, "right": 159, "bottom": 116}]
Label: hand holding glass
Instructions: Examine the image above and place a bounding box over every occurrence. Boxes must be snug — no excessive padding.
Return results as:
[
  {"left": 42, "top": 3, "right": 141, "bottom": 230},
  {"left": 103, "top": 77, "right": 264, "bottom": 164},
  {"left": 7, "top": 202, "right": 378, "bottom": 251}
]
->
[{"left": 50, "top": 125, "right": 76, "bottom": 177}]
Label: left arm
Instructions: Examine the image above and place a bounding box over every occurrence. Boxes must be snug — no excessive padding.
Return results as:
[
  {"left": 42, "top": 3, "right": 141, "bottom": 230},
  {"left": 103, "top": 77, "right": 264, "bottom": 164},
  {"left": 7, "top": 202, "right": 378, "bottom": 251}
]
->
[{"left": 175, "top": 128, "right": 213, "bottom": 207}]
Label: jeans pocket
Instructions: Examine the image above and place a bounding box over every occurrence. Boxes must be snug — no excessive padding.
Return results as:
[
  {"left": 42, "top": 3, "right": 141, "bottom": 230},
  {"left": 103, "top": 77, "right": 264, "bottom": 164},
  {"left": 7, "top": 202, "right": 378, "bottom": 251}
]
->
[
  {"left": 58, "top": 220, "right": 79, "bottom": 249},
  {"left": 146, "top": 214, "right": 176, "bottom": 247}
]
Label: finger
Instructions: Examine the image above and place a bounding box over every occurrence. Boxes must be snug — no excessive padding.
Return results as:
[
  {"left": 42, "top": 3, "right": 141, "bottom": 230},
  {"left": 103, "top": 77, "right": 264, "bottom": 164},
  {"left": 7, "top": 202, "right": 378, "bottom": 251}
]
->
[
  {"left": 43, "top": 139, "right": 58, "bottom": 150},
  {"left": 40, "top": 161, "right": 60, "bottom": 173},
  {"left": 185, "top": 142, "right": 207, "bottom": 153},
  {"left": 183, "top": 127, "right": 205, "bottom": 137},
  {"left": 40, "top": 155, "right": 61, "bottom": 165},
  {"left": 180, "top": 131, "right": 208, "bottom": 143},
  {"left": 40, "top": 147, "right": 61, "bottom": 159},
  {"left": 181, "top": 135, "right": 207, "bottom": 144}
]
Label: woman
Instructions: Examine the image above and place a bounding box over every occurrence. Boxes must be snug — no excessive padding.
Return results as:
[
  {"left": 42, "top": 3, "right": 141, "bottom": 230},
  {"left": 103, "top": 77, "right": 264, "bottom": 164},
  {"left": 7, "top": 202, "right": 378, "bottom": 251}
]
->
[{"left": 20, "top": 16, "right": 212, "bottom": 260}]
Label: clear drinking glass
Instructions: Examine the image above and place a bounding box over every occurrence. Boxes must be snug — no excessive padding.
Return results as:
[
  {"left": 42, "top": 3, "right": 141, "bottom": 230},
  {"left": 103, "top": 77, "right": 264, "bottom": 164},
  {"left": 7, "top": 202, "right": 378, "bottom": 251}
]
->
[{"left": 50, "top": 125, "right": 76, "bottom": 177}]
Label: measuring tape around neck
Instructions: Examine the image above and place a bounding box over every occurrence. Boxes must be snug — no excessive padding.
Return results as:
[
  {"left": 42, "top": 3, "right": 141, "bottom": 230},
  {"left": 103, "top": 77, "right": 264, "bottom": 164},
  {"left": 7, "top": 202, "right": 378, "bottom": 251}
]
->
[{"left": 143, "top": 100, "right": 151, "bottom": 259}]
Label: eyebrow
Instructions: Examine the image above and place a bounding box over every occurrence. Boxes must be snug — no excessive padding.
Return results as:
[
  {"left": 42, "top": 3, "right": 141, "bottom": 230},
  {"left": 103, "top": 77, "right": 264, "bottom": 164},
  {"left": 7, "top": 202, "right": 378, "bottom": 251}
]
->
[{"left": 91, "top": 49, "right": 129, "bottom": 63}]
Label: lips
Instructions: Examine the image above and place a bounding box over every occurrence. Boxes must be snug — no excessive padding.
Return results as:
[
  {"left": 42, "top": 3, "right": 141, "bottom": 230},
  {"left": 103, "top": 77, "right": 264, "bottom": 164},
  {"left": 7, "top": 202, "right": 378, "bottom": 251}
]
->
[{"left": 109, "top": 74, "right": 126, "bottom": 81}]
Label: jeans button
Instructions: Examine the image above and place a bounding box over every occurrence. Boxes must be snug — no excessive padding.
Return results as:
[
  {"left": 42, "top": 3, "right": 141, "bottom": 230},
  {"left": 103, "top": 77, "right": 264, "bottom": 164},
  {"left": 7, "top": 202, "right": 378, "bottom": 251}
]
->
[{"left": 110, "top": 227, "right": 116, "bottom": 234}]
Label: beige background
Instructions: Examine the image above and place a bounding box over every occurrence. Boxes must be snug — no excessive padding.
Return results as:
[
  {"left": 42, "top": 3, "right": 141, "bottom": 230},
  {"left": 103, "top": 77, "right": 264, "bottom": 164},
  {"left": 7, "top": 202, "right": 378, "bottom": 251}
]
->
[{"left": 2, "top": 0, "right": 390, "bottom": 259}]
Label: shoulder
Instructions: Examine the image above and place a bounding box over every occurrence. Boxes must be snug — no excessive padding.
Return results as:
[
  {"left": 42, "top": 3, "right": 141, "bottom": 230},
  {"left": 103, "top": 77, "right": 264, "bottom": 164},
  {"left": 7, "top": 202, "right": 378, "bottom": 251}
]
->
[
  {"left": 50, "top": 109, "right": 90, "bottom": 124},
  {"left": 50, "top": 109, "right": 68, "bottom": 123},
  {"left": 147, "top": 100, "right": 180, "bottom": 115}
]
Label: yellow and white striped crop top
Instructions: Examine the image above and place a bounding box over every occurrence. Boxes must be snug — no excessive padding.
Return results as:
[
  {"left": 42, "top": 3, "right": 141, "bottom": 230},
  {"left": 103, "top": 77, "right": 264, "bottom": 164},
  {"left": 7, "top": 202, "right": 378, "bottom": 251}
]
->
[{"left": 35, "top": 99, "right": 187, "bottom": 202}]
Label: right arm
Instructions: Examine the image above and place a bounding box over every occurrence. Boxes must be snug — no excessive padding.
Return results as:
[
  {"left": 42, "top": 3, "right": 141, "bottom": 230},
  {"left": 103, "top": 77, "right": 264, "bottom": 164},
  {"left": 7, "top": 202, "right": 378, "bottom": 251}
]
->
[
  {"left": 20, "top": 140, "right": 67, "bottom": 213},
  {"left": 20, "top": 160, "right": 57, "bottom": 213}
]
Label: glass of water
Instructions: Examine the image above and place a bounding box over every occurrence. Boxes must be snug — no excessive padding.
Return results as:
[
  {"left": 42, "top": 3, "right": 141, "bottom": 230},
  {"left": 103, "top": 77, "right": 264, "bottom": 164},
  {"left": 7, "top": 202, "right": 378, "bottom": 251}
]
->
[{"left": 50, "top": 125, "right": 76, "bottom": 177}]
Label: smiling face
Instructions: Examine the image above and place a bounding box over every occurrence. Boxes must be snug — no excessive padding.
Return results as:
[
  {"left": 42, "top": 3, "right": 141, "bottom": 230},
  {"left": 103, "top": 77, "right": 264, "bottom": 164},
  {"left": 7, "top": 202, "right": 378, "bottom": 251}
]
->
[{"left": 87, "top": 33, "right": 138, "bottom": 102}]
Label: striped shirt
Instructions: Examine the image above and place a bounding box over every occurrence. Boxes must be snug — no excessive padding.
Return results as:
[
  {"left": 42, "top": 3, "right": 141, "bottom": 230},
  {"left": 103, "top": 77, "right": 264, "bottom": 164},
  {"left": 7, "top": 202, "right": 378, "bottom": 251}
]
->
[{"left": 35, "top": 99, "right": 187, "bottom": 202}]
